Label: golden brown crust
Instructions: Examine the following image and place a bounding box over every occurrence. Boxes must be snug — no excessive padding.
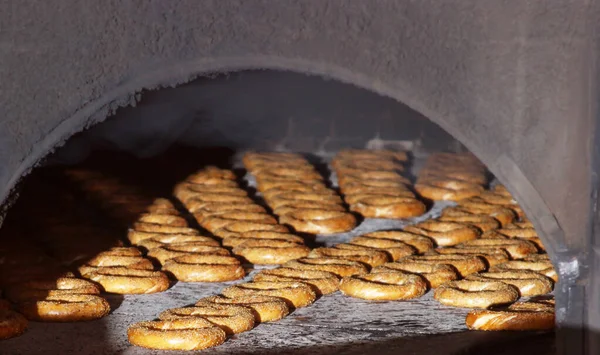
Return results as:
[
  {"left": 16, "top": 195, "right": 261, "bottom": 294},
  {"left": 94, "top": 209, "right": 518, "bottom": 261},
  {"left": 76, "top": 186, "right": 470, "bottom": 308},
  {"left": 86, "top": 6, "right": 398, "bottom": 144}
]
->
[
  {"left": 427, "top": 248, "right": 510, "bottom": 267},
  {"left": 162, "top": 254, "right": 245, "bottom": 282},
  {"left": 415, "top": 179, "right": 484, "bottom": 201},
  {"left": 5, "top": 278, "right": 100, "bottom": 302},
  {"left": 456, "top": 238, "right": 538, "bottom": 259},
  {"left": 147, "top": 244, "right": 230, "bottom": 264},
  {"left": 373, "top": 261, "right": 458, "bottom": 288},
  {"left": 221, "top": 231, "right": 305, "bottom": 248},
  {"left": 212, "top": 222, "right": 289, "bottom": 239},
  {"left": 309, "top": 247, "right": 389, "bottom": 268},
  {"left": 85, "top": 267, "right": 170, "bottom": 294},
  {"left": 434, "top": 280, "right": 520, "bottom": 308},
  {"left": 401, "top": 255, "right": 487, "bottom": 277},
  {"left": 344, "top": 237, "right": 416, "bottom": 261},
  {"left": 128, "top": 318, "right": 226, "bottom": 351},
  {"left": 221, "top": 281, "right": 316, "bottom": 308},
  {"left": 441, "top": 205, "right": 516, "bottom": 227},
  {"left": 340, "top": 271, "right": 427, "bottom": 301},
  {"left": 200, "top": 212, "right": 278, "bottom": 232},
  {"left": 279, "top": 209, "right": 357, "bottom": 235},
  {"left": 195, "top": 295, "right": 289, "bottom": 323},
  {"left": 349, "top": 196, "right": 426, "bottom": 219},
  {"left": 158, "top": 304, "right": 255, "bottom": 335},
  {"left": 254, "top": 267, "right": 340, "bottom": 295},
  {"left": 404, "top": 220, "right": 480, "bottom": 247},
  {"left": 466, "top": 270, "right": 553, "bottom": 297},
  {"left": 284, "top": 257, "right": 368, "bottom": 277},
  {"left": 232, "top": 240, "right": 310, "bottom": 265},
  {"left": 466, "top": 300, "right": 554, "bottom": 331},
  {"left": 17, "top": 294, "right": 111, "bottom": 322},
  {"left": 361, "top": 231, "right": 435, "bottom": 253}
]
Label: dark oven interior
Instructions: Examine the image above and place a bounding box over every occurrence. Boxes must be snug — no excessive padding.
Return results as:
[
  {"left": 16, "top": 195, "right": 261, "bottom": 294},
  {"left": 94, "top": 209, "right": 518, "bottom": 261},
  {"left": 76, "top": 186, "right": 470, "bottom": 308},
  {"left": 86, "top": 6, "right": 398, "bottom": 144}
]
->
[{"left": 0, "top": 70, "right": 558, "bottom": 354}]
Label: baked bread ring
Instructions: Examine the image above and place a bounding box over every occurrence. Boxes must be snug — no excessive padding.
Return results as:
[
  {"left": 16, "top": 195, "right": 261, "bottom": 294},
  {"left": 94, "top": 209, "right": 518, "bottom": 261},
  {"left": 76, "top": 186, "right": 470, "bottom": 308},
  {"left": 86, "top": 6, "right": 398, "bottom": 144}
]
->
[
  {"left": 195, "top": 295, "right": 289, "bottom": 323},
  {"left": 279, "top": 209, "right": 356, "bottom": 234},
  {"left": 127, "top": 230, "right": 199, "bottom": 245},
  {"left": 372, "top": 261, "right": 458, "bottom": 288},
  {"left": 183, "top": 193, "right": 253, "bottom": 205},
  {"left": 147, "top": 243, "right": 230, "bottom": 264},
  {"left": 284, "top": 257, "right": 368, "bottom": 277},
  {"left": 261, "top": 184, "right": 337, "bottom": 200},
  {"left": 255, "top": 168, "right": 324, "bottom": 182},
  {"left": 491, "top": 260, "right": 557, "bottom": 282},
  {"left": 272, "top": 202, "right": 346, "bottom": 217},
  {"left": 17, "top": 294, "right": 111, "bottom": 322},
  {"left": 128, "top": 318, "right": 226, "bottom": 351},
  {"left": 361, "top": 231, "right": 435, "bottom": 254},
  {"left": 162, "top": 254, "right": 245, "bottom": 282},
  {"left": 456, "top": 239, "right": 538, "bottom": 259},
  {"left": 221, "top": 281, "right": 317, "bottom": 308},
  {"left": 349, "top": 196, "right": 426, "bottom": 219},
  {"left": 339, "top": 180, "right": 408, "bottom": 195},
  {"left": 0, "top": 309, "right": 27, "bottom": 339},
  {"left": 427, "top": 248, "right": 510, "bottom": 267},
  {"left": 243, "top": 152, "right": 307, "bottom": 168},
  {"left": 437, "top": 214, "right": 500, "bottom": 232},
  {"left": 415, "top": 179, "right": 484, "bottom": 201},
  {"left": 343, "top": 189, "right": 416, "bottom": 204},
  {"left": 254, "top": 267, "right": 340, "bottom": 295},
  {"left": 186, "top": 166, "right": 237, "bottom": 182},
  {"left": 466, "top": 270, "right": 553, "bottom": 297},
  {"left": 212, "top": 222, "right": 289, "bottom": 239},
  {"left": 441, "top": 205, "right": 516, "bottom": 227},
  {"left": 404, "top": 221, "right": 480, "bottom": 247},
  {"left": 266, "top": 192, "right": 343, "bottom": 209},
  {"left": 136, "top": 214, "right": 187, "bottom": 227},
  {"left": 131, "top": 223, "right": 199, "bottom": 236},
  {"left": 248, "top": 162, "right": 317, "bottom": 175},
  {"left": 232, "top": 240, "right": 310, "bottom": 265},
  {"left": 78, "top": 254, "right": 154, "bottom": 274},
  {"left": 256, "top": 179, "right": 325, "bottom": 193},
  {"left": 482, "top": 227, "right": 537, "bottom": 239},
  {"left": 200, "top": 212, "right": 278, "bottom": 232},
  {"left": 175, "top": 187, "right": 247, "bottom": 204},
  {"left": 158, "top": 304, "right": 255, "bottom": 334},
  {"left": 136, "top": 235, "right": 220, "bottom": 251},
  {"left": 401, "top": 255, "right": 487, "bottom": 277},
  {"left": 222, "top": 231, "right": 305, "bottom": 248},
  {"left": 346, "top": 237, "right": 416, "bottom": 261},
  {"left": 5, "top": 277, "right": 100, "bottom": 302},
  {"left": 309, "top": 247, "right": 389, "bottom": 268},
  {"left": 188, "top": 201, "right": 266, "bottom": 215},
  {"left": 85, "top": 267, "right": 170, "bottom": 294},
  {"left": 466, "top": 299, "right": 554, "bottom": 331},
  {"left": 434, "top": 280, "right": 520, "bottom": 308},
  {"left": 340, "top": 271, "right": 427, "bottom": 300}
]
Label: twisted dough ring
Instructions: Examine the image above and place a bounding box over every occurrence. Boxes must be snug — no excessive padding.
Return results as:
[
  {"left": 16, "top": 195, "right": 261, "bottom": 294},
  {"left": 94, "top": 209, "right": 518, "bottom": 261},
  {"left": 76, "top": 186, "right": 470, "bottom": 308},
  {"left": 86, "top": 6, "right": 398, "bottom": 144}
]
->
[
  {"left": 427, "top": 248, "right": 510, "bottom": 267},
  {"left": 200, "top": 212, "right": 278, "bottom": 232},
  {"left": 158, "top": 304, "right": 255, "bottom": 335},
  {"left": 265, "top": 192, "right": 342, "bottom": 209},
  {"left": 212, "top": 222, "right": 289, "bottom": 239},
  {"left": 349, "top": 196, "right": 426, "bottom": 219},
  {"left": 466, "top": 298, "right": 555, "bottom": 331},
  {"left": 222, "top": 231, "right": 305, "bottom": 248},
  {"left": 309, "top": 247, "right": 390, "bottom": 268},
  {"left": 85, "top": 267, "right": 170, "bottom": 294},
  {"left": 441, "top": 205, "right": 516, "bottom": 227},
  {"left": 188, "top": 201, "right": 266, "bottom": 215},
  {"left": 254, "top": 267, "right": 340, "bottom": 295},
  {"left": 5, "top": 277, "right": 101, "bottom": 302},
  {"left": 147, "top": 244, "right": 230, "bottom": 264},
  {"left": 222, "top": 282, "right": 317, "bottom": 308},
  {"left": 491, "top": 259, "right": 557, "bottom": 282},
  {"left": 373, "top": 261, "right": 458, "bottom": 288},
  {"left": 127, "top": 230, "right": 200, "bottom": 245},
  {"left": 404, "top": 221, "right": 480, "bottom": 247},
  {"left": 279, "top": 209, "right": 356, "bottom": 235},
  {"left": 232, "top": 240, "right": 310, "bottom": 265},
  {"left": 456, "top": 239, "right": 538, "bottom": 259},
  {"left": 18, "top": 294, "right": 111, "bottom": 322},
  {"left": 0, "top": 309, "right": 28, "bottom": 339},
  {"left": 361, "top": 231, "right": 435, "bottom": 254},
  {"left": 415, "top": 179, "right": 484, "bottom": 201},
  {"left": 466, "top": 270, "right": 553, "bottom": 297},
  {"left": 434, "top": 280, "right": 520, "bottom": 308},
  {"left": 136, "top": 235, "right": 220, "bottom": 251},
  {"left": 345, "top": 237, "right": 416, "bottom": 261},
  {"left": 196, "top": 295, "right": 289, "bottom": 323},
  {"left": 340, "top": 270, "right": 428, "bottom": 301},
  {"left": 284, "top": 257, "right": 368, "bottom": 277},
  {"left": 272, "top": 201, "right": 346, "bottom": 217},
  {"left": 162, "top": 254, "right": 245, "bottom": 282},
  {"left": 128, "top": 318, "right": 226, "bottom": 351},
  {"left": 136, "top": 213, "right": 188, "bottom": 227},
  {"left": 401, "top": 255, "right": 487, "bottom": 277},
  {"left": 131, "top": 222, "right": 199, "bottom": 235},
  {"left": 437, "top": 214, "right": 500, "bottom": 232}
]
